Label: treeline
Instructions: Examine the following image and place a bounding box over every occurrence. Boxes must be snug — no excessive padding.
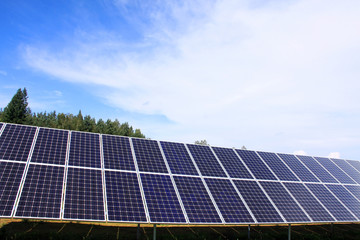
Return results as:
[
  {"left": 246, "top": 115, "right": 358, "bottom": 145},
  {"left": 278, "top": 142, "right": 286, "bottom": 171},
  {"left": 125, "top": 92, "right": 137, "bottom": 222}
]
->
[{"left": 0, "top": 88, "right": 145, "bottom": 138}]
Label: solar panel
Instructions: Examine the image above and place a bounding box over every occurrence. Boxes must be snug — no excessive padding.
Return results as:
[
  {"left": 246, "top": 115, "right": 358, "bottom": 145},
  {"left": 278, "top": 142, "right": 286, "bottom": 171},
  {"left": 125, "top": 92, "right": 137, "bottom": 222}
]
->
[
  {"left": 212, "top": 147, "right": 253, "bottom": 179},
  {"left": 102, "top": 135, "right": 135, "bottom": 171},
  {"left": 173, "top": 176, "right": 222, "bottom": 223},
  {"left": 205, "top": 178, "right": 254, "bottom": 223},
  {"left": 236, "top": 150, "right": 277, "bottom": 180},
  {"left": 233, "top": 180, "right": 283, "bottom": 223},
  {"left": 132, "top": 138, "right": 168, "bottom": 173},
  {"left": 297, "top": 155, "right": 338, "bottom": 183},
  {"left": 283, "top": 182, "right": 334, "bottom": 222},
  {"left": 63, "top": 168, "right": 105, "bottom": 220},
  {"left": 347, "top": 160, "right": 360, "bottom": 174},
  {"left": 305, "top": 183, "right": 356, "bottom": 221},
  {"left": 141, "top": 174, "right": 186, "bottom": 223},
  {"left": 31, "top": 128, "right": 68, "bottom": 165},
  {"left": 105, "top": 171, "right": 146, "bottom": 222},
  {"left": 326, "top": 184, "right": 360, "bottom": 219},
  {"left": 314, "top": 157, "right": 356, "bottom": 184},
  {"left": 257, "top": 151, "right": 299, "bottom": 181},
  {"left": 69, "top": 132, "right": 101, "bottom": 168},
  {"left": 0, "top": 124, "right": 37, "bottom": 162},
  {"left": 15, "top": 165, "right": 64, "bottom": 219},
  {"left": 0, "top": 161, "right": 25, "bottom": 217},
  {"left": 330, "top": 158, "right": 360, "bottom": 184},
  {"left": 186, "top": 144, "right": 226, "bottom": 177},
  {"left": 344, "top": 185, "right": 360, "bottom": 202},
  {"left": 277, "top": 154, "right": 319, "bottom": 182},
  {"left": 160, "top": 141, "right": 198, "bottom": 176},
  {"left": 259, "top": 181, "right": 310, "bottom": 222}
]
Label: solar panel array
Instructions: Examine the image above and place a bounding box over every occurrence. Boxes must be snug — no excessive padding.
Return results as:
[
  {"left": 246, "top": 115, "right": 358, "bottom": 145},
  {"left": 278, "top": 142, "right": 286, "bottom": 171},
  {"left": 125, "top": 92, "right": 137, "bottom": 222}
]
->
[{"left": 1, "top": 122, "right": 360, "bottom": 224}]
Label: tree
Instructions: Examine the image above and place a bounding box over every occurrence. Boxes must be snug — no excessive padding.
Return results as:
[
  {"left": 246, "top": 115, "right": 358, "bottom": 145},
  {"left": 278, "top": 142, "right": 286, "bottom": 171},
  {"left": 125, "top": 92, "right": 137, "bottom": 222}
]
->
[
  {"left": 2, "top": 88, "right": 30, "bottom": 124},
  {"left": 241, "top": 145, "right": 247, "bottom": 150},
  {"left": 195, "top": 139, "right": 209, "bottom": 146}
]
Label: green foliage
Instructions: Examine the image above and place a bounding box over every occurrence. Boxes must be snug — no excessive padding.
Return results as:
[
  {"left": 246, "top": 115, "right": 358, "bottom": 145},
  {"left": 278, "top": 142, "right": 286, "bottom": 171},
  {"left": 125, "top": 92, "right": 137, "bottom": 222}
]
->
[
  {"left": 2, "top": 88, "right": 31, "bottom": 124},
  {"left": 0, "top": 88, "right": 145, "bottom": 138},
  {"left": 194, "top": 139, "right": 209, "bottom": 146}
]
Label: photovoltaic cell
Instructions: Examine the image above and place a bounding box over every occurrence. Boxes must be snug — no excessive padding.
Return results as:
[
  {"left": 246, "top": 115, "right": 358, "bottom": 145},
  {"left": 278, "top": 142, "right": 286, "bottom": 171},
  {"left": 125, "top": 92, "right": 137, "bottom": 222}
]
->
[
  {"left": 174, "top": 176, "right": 222, "bottom": 223},
  {"left": 330, "top": 158, "right": 360, "bottom": 184},
  {"left": 187, "top": 144, "right": 226, "bottom": 177},
  {"left": 69, "top": 132, "right": 101, "bottom": 168},
  {"left": 31, "top": 128, "right": 68, "bottom": 165},
  {"left": 132, "top": 138, "right": 168, "bottom": 173},
  {"left": 64, "top": 168, "right": 104, "bottom": 220},
  {"left": 327, "top": 184, "right": 360, "bottom": 219},
  {"left": 0, "top": 161, "right": 25, "bottom": 216},
  {"left": 297, "top": 155, "right": 338, "bottom": 183},
  {"left": 344, "top": 185, "right": 360, "bottom": 202},
  {"left": 102, "top": 135, "right": 135, "bottom": 171},
  {"left": 105, "top": 171, "right": 146, "bottom": 222},
  {"left": 141, "top": 174, "right": 186, "bottom": 223},
  {"left": 233, "top": 180, "right": 283, "bottom": 223},
  {"left": 257, "top": 152, "right": 298, "bottom": 181},
  {"left": 306, "top": 183, "right": 356, "bottom": 221},
  {"left": 259, "top": 181, "right": 310, "bottom": 222},
  {"left": 347, "top": 160, "right": 360, "bottom": 174},
  {"left": 212, "top": 147, "right": 253, "bottom": 179},
  {"left": 0, "top": 124, "right": 36, "bottom": 162},
  {"left": 314, "top": 157, "right": 356, "bottom": 184},
  {"left": 15, "top": 165, "right": 64, "bottom": 219},
  {"left": 277, "top": 154, "right": 319, "bottom": 182},
  {"left": 160, "top": 141, "right": 198, "bottom": 176},
  {"left": 236, "top": 150, "right": 277, "bottom": 180},
  {"left": 283, "top": 182, "right": 334, "bottom": 222},
  {"left": 205, "top": 178, "right": 254, "bottom": 223}
]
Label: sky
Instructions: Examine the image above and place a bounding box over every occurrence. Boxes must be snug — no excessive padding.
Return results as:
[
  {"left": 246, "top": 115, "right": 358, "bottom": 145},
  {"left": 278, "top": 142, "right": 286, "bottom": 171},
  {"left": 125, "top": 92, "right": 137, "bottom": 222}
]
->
[{"left": 0, "top": 0, "right": 360, "bottom": 159}]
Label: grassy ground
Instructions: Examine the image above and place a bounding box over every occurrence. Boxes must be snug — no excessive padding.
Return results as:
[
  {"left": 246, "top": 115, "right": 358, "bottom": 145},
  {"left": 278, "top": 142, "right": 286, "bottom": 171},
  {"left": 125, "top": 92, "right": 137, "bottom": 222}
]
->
[{"left": 0, "top": 221, "right": 359, "bottom": 239}]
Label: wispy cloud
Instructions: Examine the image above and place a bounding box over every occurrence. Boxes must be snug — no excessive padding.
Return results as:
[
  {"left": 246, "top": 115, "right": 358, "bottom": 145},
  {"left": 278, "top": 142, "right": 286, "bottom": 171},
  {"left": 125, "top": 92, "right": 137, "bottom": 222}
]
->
[
  {"left": 0, "top": 70, "right": 7, "bottom": 76},
  {"left": 21, "top": 0, "right": 360, "bottom": 157}
]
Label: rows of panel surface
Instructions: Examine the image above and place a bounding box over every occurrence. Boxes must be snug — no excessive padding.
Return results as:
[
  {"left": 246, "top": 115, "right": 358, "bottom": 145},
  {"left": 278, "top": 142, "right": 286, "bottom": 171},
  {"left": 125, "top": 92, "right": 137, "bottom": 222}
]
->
[{"left": 1, "top": 123, "right": 360, "bottom": 224}]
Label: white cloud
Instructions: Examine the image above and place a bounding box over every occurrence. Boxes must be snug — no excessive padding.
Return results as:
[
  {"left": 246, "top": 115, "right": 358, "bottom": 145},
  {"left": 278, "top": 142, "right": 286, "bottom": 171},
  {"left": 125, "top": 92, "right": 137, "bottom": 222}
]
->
[
  {"left": 328, "top": 152, "right": 340, "bottom": 159},
  {"left": 21, "top": 0, "right": 360, "bottom": 157},
  {"left": 294, "top": 150, "right": 307, "bottom": 156},
  {"left": 0, "top": 70, "right": 7, "bottom": 76}
]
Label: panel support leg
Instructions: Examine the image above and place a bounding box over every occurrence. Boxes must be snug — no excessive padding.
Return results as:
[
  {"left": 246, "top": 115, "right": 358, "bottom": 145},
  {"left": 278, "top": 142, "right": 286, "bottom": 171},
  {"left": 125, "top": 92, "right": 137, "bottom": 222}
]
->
[
  {"left": 137, "top": 224, "right": 141, "bottom": 240},
  {"left": 153, "top": 224, "right": 157, "bottom": 240},
  {"left": 331, "top": 223, "right": 334, "bottom": 240},
  {"left": 288, "top": 224, "right": 291, "bottom": 240},
  {"left": 248, "top": 225, "right": 250, "bottom": 240}
]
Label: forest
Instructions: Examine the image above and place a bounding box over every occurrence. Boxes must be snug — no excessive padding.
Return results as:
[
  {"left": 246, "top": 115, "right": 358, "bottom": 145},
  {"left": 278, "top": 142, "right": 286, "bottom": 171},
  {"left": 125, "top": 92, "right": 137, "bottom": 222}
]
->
[{"left": 0, "top": 88, "right": 145, "bottom": 138}]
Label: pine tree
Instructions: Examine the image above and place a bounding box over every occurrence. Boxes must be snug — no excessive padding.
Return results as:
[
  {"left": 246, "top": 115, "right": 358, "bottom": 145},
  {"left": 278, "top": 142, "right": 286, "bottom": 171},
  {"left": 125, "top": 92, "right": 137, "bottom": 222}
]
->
[{"left": 2, "top": 88, "right": 30, "bottom": 124}]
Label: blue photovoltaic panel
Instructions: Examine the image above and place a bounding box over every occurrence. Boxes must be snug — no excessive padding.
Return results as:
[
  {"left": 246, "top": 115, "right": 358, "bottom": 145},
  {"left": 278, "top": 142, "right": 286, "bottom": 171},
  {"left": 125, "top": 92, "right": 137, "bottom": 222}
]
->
[
  {"left": 31, "top": 128, "right": 68, "bottom": 165},
  {"left": 205, "top": 178, "right": 254, "bottom": 223},
  {"left": 132, "top": 138, "right": 168, "bottom": 173},
  {"left": 160, "top": 141, "right": 198, "bottom": 176},
  {"left": 64, "top": 168, "right": 104, "bottom": 220},
  {"left": 344, "top": 185, "right": 360, "bottom": 202},
  {"left": 212, "top": 147, "right": 253, "bottom": 179},
  {"left": 141, "top": 174, "right": 186, "bottom": 223},
  {"left": 187, "top": 144, "right": 226, "bottom": 177},
  {"left": 277, "top": 154, "right": 319, "bottom": 182},
  {"left": 283, "top": 183, "right": 334, "bottom": 222},
  {"left": 330, "top": 159, "right": 360, "bottom": 184},
  {"left": 69, "top": 132, "right": 101, "bottom": 168},
  {"left": 15, "top": 165, "right": 64, "bottom": 219},
  {"left": 0, "top": 124, "right": 36, "bottom": 162},
  {"left": 306, "top": 183, "right": 356, "bottom": 221},
  {"left": 105, "top": 171, "right": 146, "bottom": 222},
  {"left": 102, "top": 135, "right": 135, "bottom": 171},
  {"left": 233, "top": 180, "right": 283, "bottom": 223},
  {"left": 347, "top": 160, "right": 360, "bottom": 174},
  {"left": 236, "top": 150, "right": 277, "bottom": 180},
  {"left": 0, "top": 161, "right": 25, "bottom": 216},
  {"left": 327, "top": 184, "right": 360, "bottom": 219},
  {"left": 260, "top": 181, "right": 310, "bottom": 222},
  {"left": 257, "top": 152, "right": 299, "bottom": 181},
  {"left": 174, "top": 176, "right": 222, "bottom": 223},
  {"left": 314, "top": 157, "right": 356, "bottom": 184},
  {"left": 297, "top": 155, "right": 338, "bottom": 183}
]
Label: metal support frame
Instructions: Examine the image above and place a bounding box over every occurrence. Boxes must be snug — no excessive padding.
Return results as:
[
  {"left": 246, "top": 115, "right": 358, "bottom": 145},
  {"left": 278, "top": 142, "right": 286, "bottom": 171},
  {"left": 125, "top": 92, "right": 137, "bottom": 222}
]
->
[
  {"left": 248, "top": 225, "right": 250, "bottom": 240},
  {"left": 288, "top": 224, "right": 291, "bottom": 240},
  {"left": 153, "top": 224, "right": 157, "bottom": 240}
]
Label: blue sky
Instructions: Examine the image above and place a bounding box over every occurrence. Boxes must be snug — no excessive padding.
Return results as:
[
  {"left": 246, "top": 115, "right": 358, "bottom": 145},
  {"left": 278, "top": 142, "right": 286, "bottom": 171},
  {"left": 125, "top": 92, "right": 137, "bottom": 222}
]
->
[{"left": 1, "top": 0, "right": 360, "bottom": 159}]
